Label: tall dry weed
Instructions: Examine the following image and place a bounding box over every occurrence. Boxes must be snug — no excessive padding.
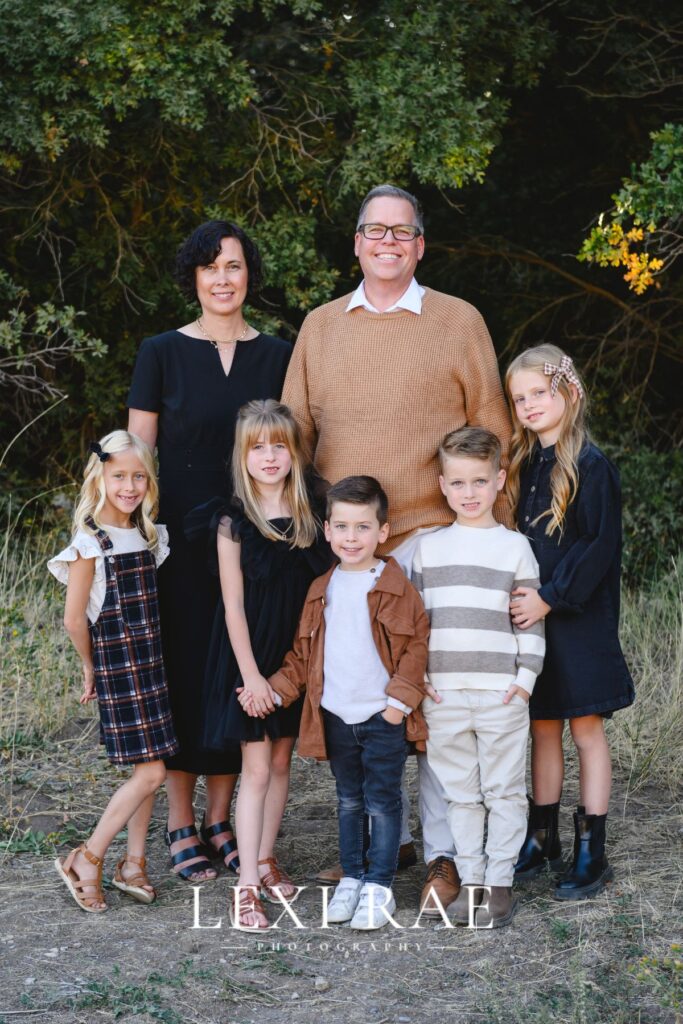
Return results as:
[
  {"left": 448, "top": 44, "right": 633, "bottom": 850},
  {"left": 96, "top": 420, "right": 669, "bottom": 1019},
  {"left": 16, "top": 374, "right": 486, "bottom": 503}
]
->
[
  {"left": 0, "top": 507, "right": 78, "bottom": 747},
  {"left": 1, "top": 512, "right": 682, "bottom": 797},
  {"left": 611, "top": 562, "right": 683, "bottom": 795}
]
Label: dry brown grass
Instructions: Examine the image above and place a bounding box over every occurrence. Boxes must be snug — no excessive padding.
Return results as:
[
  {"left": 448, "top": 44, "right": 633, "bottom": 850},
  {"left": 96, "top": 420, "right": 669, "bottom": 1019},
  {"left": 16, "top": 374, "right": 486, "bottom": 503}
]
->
[{"left": 1, "top": 525, "right": 682, "bottom": 1023}]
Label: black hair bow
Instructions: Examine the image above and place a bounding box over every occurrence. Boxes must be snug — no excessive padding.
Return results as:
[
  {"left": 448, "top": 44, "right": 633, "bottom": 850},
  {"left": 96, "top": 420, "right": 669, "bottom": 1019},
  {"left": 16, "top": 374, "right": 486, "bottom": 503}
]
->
[{"left": 89, "top": 441, "right": 111, "bottom": 463}]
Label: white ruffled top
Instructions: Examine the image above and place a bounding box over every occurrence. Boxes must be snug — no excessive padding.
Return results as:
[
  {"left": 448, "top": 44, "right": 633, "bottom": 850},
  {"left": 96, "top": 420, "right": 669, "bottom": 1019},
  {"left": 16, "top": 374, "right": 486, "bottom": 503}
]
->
[{"left": 48, "top": 523, "right": 170, "bottom": 623}]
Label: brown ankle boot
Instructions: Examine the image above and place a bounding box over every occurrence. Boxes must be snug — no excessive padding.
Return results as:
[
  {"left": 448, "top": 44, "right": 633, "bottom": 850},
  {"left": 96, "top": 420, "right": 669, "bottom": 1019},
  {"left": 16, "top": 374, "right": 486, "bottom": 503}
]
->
[
  {"left": 447, "top": 883, "right": 484, "bottom": 926},
  {"left": 474, "top": 886, "right": 518, "bottom": 929}
]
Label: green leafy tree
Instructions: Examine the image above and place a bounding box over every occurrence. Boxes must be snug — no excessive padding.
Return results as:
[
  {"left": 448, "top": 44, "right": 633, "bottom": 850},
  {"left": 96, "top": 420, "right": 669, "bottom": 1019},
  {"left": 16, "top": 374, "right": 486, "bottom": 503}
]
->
[
  {"left": 1, "top": 0, "right": 682, "bottom": 510},
  {"left": 0, "top": 0, "right": 551, "bottom": 468}
]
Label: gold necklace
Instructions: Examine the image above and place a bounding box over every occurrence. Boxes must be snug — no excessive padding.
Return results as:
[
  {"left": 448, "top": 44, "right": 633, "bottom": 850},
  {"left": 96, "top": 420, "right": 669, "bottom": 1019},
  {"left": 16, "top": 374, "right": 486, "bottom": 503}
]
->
[
  {"left": 196, "top": 317, "right": 249, "bottom": 348},
  {"left": 269, "top": 517, "right": 293, "bottom": 541}
]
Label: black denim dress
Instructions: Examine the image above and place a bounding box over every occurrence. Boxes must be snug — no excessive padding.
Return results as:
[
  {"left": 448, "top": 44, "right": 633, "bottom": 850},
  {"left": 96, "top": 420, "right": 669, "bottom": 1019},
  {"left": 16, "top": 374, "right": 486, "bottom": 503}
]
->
[{"left": 518, "top": 442, "right": 635, "bottom": 720}]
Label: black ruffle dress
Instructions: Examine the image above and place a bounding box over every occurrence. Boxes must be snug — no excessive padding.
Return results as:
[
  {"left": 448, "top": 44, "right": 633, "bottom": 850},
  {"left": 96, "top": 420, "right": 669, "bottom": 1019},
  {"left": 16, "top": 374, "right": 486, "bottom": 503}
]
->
[{"left": 186, "top": 494, "right": 333, "bottom": 751}]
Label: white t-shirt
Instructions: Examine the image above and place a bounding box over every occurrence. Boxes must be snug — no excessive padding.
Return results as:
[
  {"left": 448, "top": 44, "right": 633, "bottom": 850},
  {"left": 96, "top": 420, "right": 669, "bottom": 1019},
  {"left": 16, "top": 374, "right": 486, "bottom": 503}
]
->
[
  {"left": 48, "top": 523, "right": 170, "bottom": 623},
  {"left": 320, "top": 562, "right": 410, "bottom": 724}
]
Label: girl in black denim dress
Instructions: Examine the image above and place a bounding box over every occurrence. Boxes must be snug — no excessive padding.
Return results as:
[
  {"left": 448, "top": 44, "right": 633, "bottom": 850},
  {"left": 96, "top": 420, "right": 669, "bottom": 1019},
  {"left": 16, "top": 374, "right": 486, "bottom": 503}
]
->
[{"left": 504, "top": 345, "right": 634, "bottom": 902}]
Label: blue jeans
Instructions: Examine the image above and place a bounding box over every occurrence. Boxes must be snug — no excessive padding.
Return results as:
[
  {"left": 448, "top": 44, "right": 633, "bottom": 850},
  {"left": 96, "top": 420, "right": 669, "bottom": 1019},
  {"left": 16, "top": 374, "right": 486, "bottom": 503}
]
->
[{"left": 323, "top": 708, "right": 408, "bottom": 887}]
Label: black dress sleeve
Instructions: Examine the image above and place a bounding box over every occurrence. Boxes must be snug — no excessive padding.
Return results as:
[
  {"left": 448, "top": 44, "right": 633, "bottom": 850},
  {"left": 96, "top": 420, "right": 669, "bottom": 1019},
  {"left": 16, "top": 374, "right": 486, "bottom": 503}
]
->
[
  {"left": 538, "top": 456, "right": 622, "bottom": 613},
  {"left": 127, "top": 336, "right": 163, "bottom": 412}
]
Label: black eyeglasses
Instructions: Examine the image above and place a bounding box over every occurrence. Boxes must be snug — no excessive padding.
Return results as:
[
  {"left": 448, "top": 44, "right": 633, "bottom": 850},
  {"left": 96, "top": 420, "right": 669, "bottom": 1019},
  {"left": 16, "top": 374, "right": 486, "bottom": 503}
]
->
[{"left": 357, "top": 223, "right": 422, "bottom": 241}]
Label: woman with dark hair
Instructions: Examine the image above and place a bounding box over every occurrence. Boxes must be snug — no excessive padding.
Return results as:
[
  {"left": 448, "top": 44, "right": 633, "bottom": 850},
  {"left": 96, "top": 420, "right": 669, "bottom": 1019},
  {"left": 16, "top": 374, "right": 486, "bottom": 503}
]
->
[{"left": 127, "top": 220, "right": 291, "bottom": 882}]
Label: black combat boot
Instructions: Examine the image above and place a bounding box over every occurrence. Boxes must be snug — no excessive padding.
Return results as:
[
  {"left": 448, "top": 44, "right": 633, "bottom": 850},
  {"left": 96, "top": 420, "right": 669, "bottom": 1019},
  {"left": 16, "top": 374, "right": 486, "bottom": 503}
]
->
[
  {"left": 553, "top": 809, "right": 614, "bottom": 900},
  {"left": 514, "top": 798, "right": 563, "bottom": 880}
]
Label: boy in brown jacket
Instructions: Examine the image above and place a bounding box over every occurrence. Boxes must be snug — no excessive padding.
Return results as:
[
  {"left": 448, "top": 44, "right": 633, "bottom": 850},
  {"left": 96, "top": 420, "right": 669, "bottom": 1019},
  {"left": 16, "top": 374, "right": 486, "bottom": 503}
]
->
[{"left": 239, "top": 476, "right": 429, "bottom": 930}]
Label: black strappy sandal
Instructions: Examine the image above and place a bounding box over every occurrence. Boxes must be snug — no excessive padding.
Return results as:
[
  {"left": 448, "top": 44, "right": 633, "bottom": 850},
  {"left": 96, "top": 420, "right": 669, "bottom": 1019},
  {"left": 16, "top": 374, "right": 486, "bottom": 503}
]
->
[
  {"left": 199, "top": 817, "right": 240, "bottom": 876},
  {"left": 164, "top": 824, "right": 216, "bottom": 882}
]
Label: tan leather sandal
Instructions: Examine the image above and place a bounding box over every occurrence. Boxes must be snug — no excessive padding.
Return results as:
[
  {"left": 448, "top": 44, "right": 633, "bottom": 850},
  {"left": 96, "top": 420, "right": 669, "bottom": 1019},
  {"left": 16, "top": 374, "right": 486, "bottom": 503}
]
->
[
  {"left": 229, "top": 884, "right": 269, "bottom": 930},
  {"left": 112, "top": 854, "right": 157, "bottom": 904},
  {"left": 258, "top": 856, "right": 296, "bottom": 902},
  {"left": 54, "top": 843, "right": 107, "bottom": 913}
]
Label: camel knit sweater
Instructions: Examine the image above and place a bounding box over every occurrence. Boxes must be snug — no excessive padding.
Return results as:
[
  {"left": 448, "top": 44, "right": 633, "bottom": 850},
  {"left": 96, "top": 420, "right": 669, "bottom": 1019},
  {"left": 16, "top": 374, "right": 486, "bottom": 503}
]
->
[{"left": 282, "top": 287, "right": 512, "bottom": 551}]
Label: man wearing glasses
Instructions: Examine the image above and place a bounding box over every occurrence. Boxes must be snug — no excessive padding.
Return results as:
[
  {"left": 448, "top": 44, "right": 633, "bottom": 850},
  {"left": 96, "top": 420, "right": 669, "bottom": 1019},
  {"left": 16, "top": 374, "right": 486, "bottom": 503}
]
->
[{"left": 282, "top": 183, "right": 512, "bottom": 918}]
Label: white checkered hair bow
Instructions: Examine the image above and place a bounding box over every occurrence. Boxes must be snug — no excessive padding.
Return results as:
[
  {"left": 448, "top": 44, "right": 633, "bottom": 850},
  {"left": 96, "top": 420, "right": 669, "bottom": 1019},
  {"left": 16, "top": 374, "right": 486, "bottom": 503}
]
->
[{"left": 543, "top": 356, "right": 584, "bottom": 399}]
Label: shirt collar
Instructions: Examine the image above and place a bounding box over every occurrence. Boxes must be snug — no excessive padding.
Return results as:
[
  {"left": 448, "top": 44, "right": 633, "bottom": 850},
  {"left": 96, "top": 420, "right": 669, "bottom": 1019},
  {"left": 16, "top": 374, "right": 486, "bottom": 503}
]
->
[
  {"left": 536, "top": 442, "right": 556, "bottom": 462},
  {"left": 345, "top": 277, "right": 425, "bottom": 314}
]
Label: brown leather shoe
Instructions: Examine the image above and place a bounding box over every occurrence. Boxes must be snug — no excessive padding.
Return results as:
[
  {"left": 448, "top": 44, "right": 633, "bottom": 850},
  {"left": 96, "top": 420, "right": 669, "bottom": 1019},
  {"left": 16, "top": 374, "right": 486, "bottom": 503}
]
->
[
  {"left": 312, "top": 862, "right": 344, "bottom": 884},
  {"left": 312, "top": 842, "right": 418, "bottom": 883},
  {"left": 447, "top": 883, "right": 484, "bottom": 926},
  {"left": 474, "top": 886, "right": 518, "bottom": 929},
  {"left": 419, "top": 856, "right": 461, "bottom": 918},
  {"left": 397, "top": 841, "right": 418, "bottom": 870}
]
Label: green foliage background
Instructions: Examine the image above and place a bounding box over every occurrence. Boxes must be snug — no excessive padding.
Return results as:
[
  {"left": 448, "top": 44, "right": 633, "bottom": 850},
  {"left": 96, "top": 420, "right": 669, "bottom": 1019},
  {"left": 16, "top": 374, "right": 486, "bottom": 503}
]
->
[{"left": 1, "top": 0, "right": 682, "bottom": 581}]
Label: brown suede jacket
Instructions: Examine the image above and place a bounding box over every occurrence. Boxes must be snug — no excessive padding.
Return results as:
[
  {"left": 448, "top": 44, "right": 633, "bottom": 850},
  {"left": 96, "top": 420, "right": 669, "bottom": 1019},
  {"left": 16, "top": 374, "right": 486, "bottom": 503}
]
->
[{"left": 269, "top": 557, "right": 429, "bottom": 760}]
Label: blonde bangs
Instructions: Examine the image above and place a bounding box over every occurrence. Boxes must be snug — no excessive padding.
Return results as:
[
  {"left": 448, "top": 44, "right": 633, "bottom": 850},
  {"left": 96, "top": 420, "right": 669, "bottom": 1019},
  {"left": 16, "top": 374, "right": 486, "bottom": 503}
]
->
[
  {"left": 240, "top": 417, "right": 291, "bottom": 453},
  {"left": 232, "top": 399, "right": 318, "bottom": 549}
]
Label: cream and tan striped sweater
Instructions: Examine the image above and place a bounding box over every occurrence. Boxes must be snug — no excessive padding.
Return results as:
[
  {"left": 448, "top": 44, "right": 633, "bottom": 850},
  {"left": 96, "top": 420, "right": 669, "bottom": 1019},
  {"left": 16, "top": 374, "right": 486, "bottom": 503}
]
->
[
  {"left": 282, "top": 287, "right": 512, "bottom": 551},
  {"left": 413, "top": 523, "right": 545, "bottom": 694}
]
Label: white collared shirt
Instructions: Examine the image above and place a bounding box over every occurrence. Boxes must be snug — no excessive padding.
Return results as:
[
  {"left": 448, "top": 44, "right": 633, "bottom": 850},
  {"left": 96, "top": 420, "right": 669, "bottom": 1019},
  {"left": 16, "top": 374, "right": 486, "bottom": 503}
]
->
[{"left": 345, "top": 277, "right": 425, "bottom": 314}]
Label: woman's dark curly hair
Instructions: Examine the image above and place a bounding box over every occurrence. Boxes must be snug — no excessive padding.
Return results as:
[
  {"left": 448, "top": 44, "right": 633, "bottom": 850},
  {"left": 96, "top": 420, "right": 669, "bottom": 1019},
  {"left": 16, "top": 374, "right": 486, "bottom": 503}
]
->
[{"left": 174, "top": 220, "right": 263, "bottom": 303}]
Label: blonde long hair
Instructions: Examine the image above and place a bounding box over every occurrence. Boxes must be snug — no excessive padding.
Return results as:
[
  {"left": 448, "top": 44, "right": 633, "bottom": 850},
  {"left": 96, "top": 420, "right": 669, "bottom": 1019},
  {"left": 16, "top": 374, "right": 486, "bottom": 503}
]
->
[
  {"left": 505, "top": 344, "right": 589, "bottom": 536},
  {"left": 232, "top": 399, "right": 318, "bottom": 548},
  {"left": 73, "top": 430, "right": 160, "bottom": 549}
]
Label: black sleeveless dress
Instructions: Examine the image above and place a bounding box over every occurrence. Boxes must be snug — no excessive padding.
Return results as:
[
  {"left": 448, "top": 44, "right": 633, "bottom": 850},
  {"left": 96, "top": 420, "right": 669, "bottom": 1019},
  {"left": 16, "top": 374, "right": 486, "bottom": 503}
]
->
[{"left": 186, "top": 494, "right": 333, "bottom": 749}]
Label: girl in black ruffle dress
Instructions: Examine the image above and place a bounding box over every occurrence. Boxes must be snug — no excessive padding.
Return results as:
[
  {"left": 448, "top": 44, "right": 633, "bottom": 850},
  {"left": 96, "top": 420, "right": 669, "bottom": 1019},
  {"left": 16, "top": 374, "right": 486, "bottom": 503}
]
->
[
  {"left": 505, "top": 345, "right": 634, "bottom": 904},
  {"left": 189, "top": 399, "right": 332, "bottom": 929}
]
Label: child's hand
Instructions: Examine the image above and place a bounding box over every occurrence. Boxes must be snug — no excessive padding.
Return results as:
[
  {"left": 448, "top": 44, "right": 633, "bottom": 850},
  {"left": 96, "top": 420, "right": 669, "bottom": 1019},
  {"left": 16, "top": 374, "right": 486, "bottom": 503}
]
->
[
  {"left": 79, "top": 666, "right": 97, "bottom": 705},
  {"left": 503, "top": 685, "right": 530, "bottom": 705},
  {"left": 510, "top": 587, "right": 550, "bottom": 629},
  {"left": 240, "top": 675, "right": 276, "bottom": 718},
  {"left": 236, "top": 686, "right": 270, "bottom": 718},
  {"left": 424, "top": 683, "right": 442, "bottom": 704},
  {"left": 381, "top": 705, "right": 406, "bottom": 726},
  {"left": 235, "top": 687, "right": 260, "bottom": 717}
]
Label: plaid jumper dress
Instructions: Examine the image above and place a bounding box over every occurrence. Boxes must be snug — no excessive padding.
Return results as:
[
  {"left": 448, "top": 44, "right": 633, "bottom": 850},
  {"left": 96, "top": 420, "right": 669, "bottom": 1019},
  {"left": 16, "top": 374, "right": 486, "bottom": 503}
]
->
[{"left": 87, "top": 518, "right": 179, "bottom": 765}]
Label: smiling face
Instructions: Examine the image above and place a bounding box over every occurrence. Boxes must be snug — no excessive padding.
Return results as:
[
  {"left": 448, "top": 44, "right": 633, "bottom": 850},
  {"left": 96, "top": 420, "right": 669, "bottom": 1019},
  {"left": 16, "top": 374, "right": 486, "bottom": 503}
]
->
[
  {"left": 324, "top": 501, "right": 390, "bottom": 571},
  {"left": 439, "top": 455, "right": 505, "bottom": 528},
  {"left": 245, "top": 433, "right": 293, "bottom": 489},
  {"left": 194, "top": 236, "right": 248, "bottom": 318},
  {"left": 102, "top": 449, "right": 149, "bottom": 525},
  {"left": 508, "top": 368, "right": 569, "bottom": 447},
  {"left": 354, "top": 195, "right": 424, "bottom": 298}
]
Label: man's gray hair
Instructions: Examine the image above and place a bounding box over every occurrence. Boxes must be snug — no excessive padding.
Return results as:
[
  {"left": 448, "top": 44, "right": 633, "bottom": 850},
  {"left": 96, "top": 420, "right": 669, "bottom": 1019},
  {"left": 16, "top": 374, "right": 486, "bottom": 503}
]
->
[{"left": 356, "top": 184, "right": 424, "bottom": 233}]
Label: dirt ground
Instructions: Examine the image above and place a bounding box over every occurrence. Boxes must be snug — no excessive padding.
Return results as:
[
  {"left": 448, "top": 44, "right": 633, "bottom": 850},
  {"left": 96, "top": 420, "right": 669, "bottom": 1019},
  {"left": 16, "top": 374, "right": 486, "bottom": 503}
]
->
[{"left": 1, "top": 718, "right": 681, "bottom": 1024}]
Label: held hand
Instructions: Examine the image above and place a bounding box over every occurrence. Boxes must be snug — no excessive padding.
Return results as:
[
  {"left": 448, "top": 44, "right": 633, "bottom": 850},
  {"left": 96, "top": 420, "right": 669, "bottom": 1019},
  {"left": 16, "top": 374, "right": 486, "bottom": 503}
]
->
[
  {"left": 510, "top": 586, "right": 551, "bottom": 629},
  {"left": 241, "top": 675, "right": 276, "bottom": 717},
  {"left": 503, "top": 684, "right": 530, "bottom": 705},
  {"left": 79, "top": 667, "right": 97, "bottom": 705},
  {"left": 235, "top": 687, "right": 260, "bottom": 717},
  {"left": 381, "top": 705, "right": 406, "bottom": 726}
]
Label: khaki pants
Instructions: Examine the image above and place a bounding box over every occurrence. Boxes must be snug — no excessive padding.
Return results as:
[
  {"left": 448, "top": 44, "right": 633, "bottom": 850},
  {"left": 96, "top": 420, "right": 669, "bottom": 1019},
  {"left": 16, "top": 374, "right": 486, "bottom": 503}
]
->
[
  {"left": 424, "top": 689, "right": 529, "bottom": 886},
  {"left": 391, "top": 527, "right": 457, "bottom": 862}
]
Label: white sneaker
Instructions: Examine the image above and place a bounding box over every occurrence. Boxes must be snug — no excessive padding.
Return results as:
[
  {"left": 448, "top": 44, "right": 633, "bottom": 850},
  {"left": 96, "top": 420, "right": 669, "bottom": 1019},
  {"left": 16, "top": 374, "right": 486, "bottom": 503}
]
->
[
  {"left": 349, "top": 883, "right": 396, "bottom": 930},
  {"left": 326, "top": 877, "right": 363, "bottom": 923}
]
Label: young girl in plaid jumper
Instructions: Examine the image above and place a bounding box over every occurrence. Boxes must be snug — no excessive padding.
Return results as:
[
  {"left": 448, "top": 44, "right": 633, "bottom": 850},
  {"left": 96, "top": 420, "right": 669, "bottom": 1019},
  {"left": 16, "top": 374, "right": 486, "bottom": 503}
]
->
[{"left": 49, "top": 430, "right": 178, "bottom": 912}]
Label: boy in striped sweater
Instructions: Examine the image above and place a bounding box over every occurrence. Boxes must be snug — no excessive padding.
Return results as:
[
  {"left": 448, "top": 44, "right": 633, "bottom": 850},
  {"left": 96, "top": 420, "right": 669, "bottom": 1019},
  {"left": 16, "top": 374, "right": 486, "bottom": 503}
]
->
[{"left": 412, "top": 427, "right": 545, "bottom": 929}]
